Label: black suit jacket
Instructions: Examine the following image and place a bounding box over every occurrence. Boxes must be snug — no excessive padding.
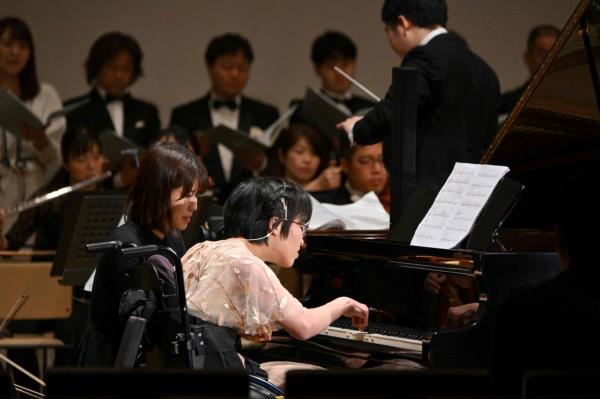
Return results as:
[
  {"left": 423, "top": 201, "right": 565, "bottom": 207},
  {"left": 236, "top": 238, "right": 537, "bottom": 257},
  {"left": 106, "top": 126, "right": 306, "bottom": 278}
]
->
[
  {"left": 169, "top": 94, "right": 279, "bottom": 204},
  {"left": 65, "top": 89, "right": 161, "bottom": 147},
  {"left": 354, "top": 33, "right": 500, "bottom": 191}
]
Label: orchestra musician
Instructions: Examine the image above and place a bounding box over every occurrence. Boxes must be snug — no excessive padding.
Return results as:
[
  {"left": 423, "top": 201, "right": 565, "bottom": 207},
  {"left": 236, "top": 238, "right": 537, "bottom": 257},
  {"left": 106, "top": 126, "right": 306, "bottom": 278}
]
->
[
  {"left": 76, "top": 142, "right": 209, "bottom": 366},
  {"left": 0, "top": 126, "right": 104, "bottom": 256},
  {"left": 182, "top": 177, "right": 369, "bottom": 388},
  {"left": 337, "top": 0, "right": 500, "bottom": 193}
]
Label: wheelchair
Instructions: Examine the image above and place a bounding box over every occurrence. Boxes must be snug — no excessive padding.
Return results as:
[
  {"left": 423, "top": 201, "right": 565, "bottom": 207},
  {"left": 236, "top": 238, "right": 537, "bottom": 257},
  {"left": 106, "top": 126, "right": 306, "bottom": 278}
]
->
[{"left": 85, "top": 240, "right": 284, "bottom": 399}]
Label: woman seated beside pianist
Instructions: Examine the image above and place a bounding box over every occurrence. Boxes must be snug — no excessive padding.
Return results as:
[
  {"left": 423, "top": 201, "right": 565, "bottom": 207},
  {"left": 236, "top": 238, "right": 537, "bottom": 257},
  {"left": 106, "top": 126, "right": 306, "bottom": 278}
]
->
[{"left": 182, "top": 176, "right": 369, "bottom": 388}]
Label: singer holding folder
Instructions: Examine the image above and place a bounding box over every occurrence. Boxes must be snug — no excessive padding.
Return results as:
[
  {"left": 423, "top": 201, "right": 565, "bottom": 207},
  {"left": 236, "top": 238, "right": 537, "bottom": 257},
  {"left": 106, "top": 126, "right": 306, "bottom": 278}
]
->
[
  {"left": 0, "top": 17, "right": 66, "bottom": 234},
  {"left": 336, "top": 0, "right": 500, "bottom": 193}
]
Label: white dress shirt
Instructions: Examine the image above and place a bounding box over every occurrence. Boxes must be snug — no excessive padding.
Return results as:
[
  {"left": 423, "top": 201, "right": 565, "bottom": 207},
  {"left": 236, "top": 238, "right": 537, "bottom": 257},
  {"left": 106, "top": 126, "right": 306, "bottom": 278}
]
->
[{"left": 209, "top": 94, "right": 241, "bottom": 182}]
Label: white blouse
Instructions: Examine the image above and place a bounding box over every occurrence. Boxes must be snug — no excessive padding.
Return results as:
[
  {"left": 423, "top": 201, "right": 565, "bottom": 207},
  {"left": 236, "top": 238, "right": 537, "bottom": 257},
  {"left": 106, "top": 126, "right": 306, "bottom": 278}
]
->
[{"left": 0, "top": 83, "right": 65, "bottom": 233}]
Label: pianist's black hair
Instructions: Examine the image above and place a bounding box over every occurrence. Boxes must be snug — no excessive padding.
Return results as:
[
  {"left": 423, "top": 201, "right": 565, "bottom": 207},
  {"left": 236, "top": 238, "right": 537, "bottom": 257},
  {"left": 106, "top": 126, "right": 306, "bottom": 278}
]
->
[
  {"left": 223, "top": 177, "right": 312, "bottom": 245},
  {"left": 381, "top": 0, "right": 448, "bottom": 28}
]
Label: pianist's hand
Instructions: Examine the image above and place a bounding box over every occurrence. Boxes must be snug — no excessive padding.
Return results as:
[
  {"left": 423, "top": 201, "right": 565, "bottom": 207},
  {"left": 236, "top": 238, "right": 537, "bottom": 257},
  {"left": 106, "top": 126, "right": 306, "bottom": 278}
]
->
[
  {"left": 447, "top": 302, "right": 479, "bottom": 327},
  {"left": 424, "top": 272, "right": 447, "bottom": 295},
  {"left": 341, "top": 297, "right": 369, "bottom": 331}
]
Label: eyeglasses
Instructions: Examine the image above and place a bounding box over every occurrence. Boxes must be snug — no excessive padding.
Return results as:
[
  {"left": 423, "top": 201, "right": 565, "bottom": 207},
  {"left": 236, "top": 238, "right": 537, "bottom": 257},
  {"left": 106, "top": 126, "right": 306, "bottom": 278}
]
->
[{"left": 283, "top": 218, "right": 309, "bottom": 236}]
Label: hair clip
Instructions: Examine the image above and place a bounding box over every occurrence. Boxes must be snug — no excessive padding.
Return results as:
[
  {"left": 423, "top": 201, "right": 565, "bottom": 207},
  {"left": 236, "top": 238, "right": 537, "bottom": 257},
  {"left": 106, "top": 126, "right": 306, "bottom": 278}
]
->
[{"left": 280, "top": 197, "right": 288, "bottom": 220}]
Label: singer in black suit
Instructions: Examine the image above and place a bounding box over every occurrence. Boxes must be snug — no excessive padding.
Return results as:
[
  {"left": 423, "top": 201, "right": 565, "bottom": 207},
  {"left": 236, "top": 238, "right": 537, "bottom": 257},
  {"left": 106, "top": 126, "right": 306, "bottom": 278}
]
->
[
  {"left": 170, "top": 33, "right": 279, "bottom": 204},
  {"left": 65, "top": 32, "right": 160, "bottom": 148},
  {"left": 338, "top": 0, "right": 500, "bottom": 192}
]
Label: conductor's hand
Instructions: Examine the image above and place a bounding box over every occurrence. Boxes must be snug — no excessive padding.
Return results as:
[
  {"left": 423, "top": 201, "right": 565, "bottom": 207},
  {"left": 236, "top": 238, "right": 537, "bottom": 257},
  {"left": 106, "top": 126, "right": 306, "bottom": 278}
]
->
[
  {"left": 304, "top": 166, "right": 342, "bottom": 192},
  {"left": 336, "top": 115, "right": 363, "bottom": 136},
  {"left": 20, "top": 122, "right": 49, "bottom": 150},
  {"left": 424, "top": 272, "right": 447, "bottom": 295},
  {"left": 341, "top": 297, "right": 369, "bottom": 331}
]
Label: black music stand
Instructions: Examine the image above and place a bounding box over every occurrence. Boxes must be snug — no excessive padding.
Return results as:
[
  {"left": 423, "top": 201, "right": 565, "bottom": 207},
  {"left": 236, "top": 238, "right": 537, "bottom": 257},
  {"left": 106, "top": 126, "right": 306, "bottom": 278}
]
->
[
  {"left": 51, "top": 191, "right": 126, "bottom": 286},
  {"left": 388, "top": 176, "right": 524, "bottom": 251}
]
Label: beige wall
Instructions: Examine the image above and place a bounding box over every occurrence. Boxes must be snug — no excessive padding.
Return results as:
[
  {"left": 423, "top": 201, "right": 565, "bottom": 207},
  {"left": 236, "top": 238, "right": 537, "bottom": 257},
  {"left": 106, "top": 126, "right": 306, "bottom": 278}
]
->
[{"left": 2, "top": 0, "right": 578, "bottom": 125}]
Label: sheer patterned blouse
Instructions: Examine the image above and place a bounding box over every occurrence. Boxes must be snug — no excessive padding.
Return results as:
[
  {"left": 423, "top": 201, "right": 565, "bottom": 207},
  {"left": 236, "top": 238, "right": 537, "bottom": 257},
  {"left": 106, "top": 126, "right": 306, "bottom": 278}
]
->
[{"left": 182, "top": 238, "right": 305, "bottom": 336}]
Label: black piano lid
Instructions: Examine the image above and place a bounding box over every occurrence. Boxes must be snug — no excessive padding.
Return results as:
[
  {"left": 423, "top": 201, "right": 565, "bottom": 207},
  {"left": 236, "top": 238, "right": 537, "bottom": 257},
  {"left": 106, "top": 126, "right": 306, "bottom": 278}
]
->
[{"left": 483, "top": 0, "right": 600, "bottom": 233}]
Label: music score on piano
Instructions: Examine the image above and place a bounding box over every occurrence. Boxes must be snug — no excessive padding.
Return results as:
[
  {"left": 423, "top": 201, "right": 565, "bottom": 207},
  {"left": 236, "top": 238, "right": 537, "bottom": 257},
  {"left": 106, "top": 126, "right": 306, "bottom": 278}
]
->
[{"left": 319, "top": 318, "right": 424, "bottom": 355}]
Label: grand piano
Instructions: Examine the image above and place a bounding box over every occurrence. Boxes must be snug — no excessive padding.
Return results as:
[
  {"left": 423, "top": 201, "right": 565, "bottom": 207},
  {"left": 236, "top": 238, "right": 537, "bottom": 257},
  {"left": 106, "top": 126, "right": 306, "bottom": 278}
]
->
[{"left": 268, "top": 0, "right": 600, "bottom": 370}]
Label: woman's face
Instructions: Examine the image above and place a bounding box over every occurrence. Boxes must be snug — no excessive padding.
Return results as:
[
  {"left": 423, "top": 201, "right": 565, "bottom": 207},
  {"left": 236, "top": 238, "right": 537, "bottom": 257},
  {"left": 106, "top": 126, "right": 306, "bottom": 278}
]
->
[
  {"left": 281, "top": 137, "right": 321, "bottom": 185},
  {"left": 0, "top": 29, "right": 30, "bottom": 79},
  {"left": 271, "top": 217, "right": 307, "bottom": 268},
  {"left": 169, "top": 184, "right": 199, "bottom": 232}
]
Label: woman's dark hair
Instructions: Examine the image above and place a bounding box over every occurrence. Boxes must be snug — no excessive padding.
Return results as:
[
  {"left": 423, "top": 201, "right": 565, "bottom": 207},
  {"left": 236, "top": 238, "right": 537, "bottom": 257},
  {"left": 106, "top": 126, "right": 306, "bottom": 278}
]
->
[
  {"left": 60, "top": 125, "right": 102, "bottom": 163},
  {"left": 267, "top": 123, "right": 331, "bottom": 180},
  {"left": 0, "top": 17, "right": 40, "bottom": 101},
  {"left": 381, "top": 0, "right": 448, "bottom": 28},
  {"left": 85, "top": 32, "right": 143, "bottom": 85},
  {"left": 204, "top": 33, "right": 253, "bottom": 66},
  {"left": 127, "top": 142, "right": 208, "bottom": 235},
  {"left": 223, "top": 177, "right": 312, "bottom": 245}
]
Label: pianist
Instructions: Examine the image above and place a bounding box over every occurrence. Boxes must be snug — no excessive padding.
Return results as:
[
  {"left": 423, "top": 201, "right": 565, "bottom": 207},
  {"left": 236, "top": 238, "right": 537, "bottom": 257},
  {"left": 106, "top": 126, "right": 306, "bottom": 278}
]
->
[{"left": 182, "top": 177, "right": 369, "bottom": 387}]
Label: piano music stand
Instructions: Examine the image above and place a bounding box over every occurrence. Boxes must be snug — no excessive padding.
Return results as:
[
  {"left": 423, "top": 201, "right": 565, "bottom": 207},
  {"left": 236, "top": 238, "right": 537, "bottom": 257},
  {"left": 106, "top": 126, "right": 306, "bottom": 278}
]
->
[
  {"left": 388, "top": 176, "right": 524, "bottom": 251},
  {"left": 51, "top": 191, "right": 126, "bottom": 286}
]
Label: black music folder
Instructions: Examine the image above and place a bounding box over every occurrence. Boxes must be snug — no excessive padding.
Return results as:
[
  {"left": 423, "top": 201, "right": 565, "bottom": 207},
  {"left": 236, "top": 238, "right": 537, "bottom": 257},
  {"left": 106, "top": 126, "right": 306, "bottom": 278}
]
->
[
  {"left": 300, "top": 87, "right": 350, "bottom": 142},
  {"left": 197, "top": 104, "right": 297, "bottom": 155},
  {"left": 0, "top": 89, "right": 88, "bottom": 136},
  {"left": 99, "top": 130, "right": 144, "bottom": 167}
]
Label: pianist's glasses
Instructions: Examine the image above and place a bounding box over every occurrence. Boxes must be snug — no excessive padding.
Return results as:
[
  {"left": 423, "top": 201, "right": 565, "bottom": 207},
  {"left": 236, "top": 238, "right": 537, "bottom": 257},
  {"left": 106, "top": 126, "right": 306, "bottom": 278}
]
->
[{"left": 283, "top": 218, "right": 309, "bottom": 236}]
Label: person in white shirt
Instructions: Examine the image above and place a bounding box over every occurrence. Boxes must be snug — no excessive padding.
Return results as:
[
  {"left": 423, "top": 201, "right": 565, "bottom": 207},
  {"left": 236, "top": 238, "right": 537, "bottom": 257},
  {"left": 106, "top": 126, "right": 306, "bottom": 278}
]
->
[{"left": 0, "top": 17, "right": 65, "bottom": 234}]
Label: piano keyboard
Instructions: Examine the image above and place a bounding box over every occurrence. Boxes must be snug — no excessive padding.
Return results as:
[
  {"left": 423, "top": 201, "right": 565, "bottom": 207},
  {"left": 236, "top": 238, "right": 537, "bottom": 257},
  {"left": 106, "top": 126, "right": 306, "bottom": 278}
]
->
[{"left": 319, "top": 319, "right": 424, "bottom": 353}]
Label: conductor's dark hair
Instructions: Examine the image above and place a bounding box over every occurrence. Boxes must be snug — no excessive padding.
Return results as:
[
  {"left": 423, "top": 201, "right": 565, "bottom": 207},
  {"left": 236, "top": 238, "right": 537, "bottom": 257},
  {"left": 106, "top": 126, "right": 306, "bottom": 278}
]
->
[
  {"left": 311, "top": 31, "right": 357, "bottom": 65},
  {"left": 205, "top": 33, "right": 254, "bottom": 66},
  {"left": 526, "top": 24, "right": 560, "bottom": 53},
  {"left": 268, "top": 123, "right": 331, "bottom": 180},
  {"left": 555, "top": 166, "right": 600, "bottom": 277},
  {"left": 0, "top": 17, "right": 40, "bottom": 101},
  {"left": 127, "top": 142, "right": 208, "bottom": 235},
  {"left": 60, "top": 125, "right": 102, "bottom": 163},
  {"left": 381, "top": 0, "right": 448, "bottom": 28},
  {"left": 223, "top": 177, "right": 312, "bottom": 245},
  {"left": 85, "top": 32, "right": 143, "bottom": 85}
]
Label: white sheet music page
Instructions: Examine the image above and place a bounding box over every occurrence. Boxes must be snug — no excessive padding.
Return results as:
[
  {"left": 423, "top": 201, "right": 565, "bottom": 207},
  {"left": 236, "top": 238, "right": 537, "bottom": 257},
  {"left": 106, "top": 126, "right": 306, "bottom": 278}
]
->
[{"left": 410, "top": 163, "right": 509, "bottom": 249}]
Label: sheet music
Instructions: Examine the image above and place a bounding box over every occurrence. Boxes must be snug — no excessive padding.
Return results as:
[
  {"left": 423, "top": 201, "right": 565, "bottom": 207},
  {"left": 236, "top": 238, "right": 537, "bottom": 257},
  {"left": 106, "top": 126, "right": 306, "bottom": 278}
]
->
[
  {"left": 309, "top": 191, "right": 389, "bottom": 230},
  {"left": 410, "top": 163, "right": 510, "bottom": 249}
]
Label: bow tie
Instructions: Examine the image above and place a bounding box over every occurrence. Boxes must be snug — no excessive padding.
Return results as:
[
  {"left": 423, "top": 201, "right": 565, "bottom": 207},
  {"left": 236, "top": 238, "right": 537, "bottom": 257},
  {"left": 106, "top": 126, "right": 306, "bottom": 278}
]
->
[
  {"left": 105, "top": 93, "right": 130, "bottom": 104},
  {"left": 211, "top": 99, "right": 238, "bottom": 111}
]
